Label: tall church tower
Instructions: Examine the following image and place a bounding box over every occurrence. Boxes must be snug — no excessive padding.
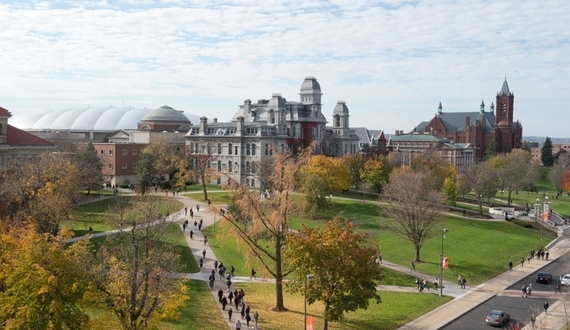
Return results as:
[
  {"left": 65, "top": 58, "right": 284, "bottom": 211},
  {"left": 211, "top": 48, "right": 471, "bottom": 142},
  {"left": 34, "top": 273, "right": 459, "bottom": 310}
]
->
[{"left": 495, "top": 78, "right": 514, "bottom": 126}]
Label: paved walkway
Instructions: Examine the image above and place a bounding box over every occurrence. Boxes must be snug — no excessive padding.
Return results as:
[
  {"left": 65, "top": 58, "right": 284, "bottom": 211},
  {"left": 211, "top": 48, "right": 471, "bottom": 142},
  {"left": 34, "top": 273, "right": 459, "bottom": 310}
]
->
[{"left": 74, "top": 191, "right": 570, "bottom": 330}]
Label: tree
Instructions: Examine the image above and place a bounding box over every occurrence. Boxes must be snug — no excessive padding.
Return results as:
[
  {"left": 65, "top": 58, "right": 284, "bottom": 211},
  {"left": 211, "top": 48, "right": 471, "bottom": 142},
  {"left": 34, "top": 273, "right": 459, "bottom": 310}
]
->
[
  {"left": 561, "top": 171, "right": 570, "bottom": 193},
  {"left": 143, "top": 135, "right": 178, "bottom": 185},
  {"left": 136, "top": 151, "right": 155, "bottom": 195},
  {"left": 410, "top": 149, "right": 456, "bottom": 191},
  {"left": 299, "top": 174, "right": 329, "bottom": 218},
  {"left": 380, "top": 169, "right": 444, "bottom": 261},
  {"left": 541, "top": 137, "right": 554, "bottom": 167},
  {"left": 484, "top": 140, "right": 497, "bottom": 160},
  {"left": 0, "top": 224, "right": 91, "bottom": 329},
  {"left": 441, "top": 176, "right": 459, "bottom": 206},
  {"left": 360, "top": 155, "right": 392, "bottom": 193},
  {"left": 461, "top": 162, "right": 498, "bottom": 214},
  {"left": 221, "top": 149, "right": 310, "bottom": 311},
  {"left": 82, "top": 196, "right": 187, "bottom": 330},
  {"left": 189, "top": 140, "right": 220, "bottom": 201},
  {"left": 77, "top": 140, "right": 104, "bottom": 194},
  {"left": 343, "top": 154, "right": 366, "bottom": 190},
  {"left": 550, "top": 153, "right": 570, "bottom": 193},
  {"left": 284, "top": 217, "right": 382, "bottom": 330},
  {"left": 1, "top": 153, "right": 79, "bottom": 233},
  {"left": 487, "top": 149, "right": 539, "bottom": 206},
  {"left": 302, "top": 155, "right": 351, "bottom": 192}
]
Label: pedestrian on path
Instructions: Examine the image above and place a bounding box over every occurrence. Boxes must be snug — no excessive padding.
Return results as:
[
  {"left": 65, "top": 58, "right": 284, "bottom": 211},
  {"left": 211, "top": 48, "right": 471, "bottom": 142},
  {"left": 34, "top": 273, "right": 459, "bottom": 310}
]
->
[
  {"left": 182, "top": 220, "right": 188, "bottom": 231},
  {"left": 508, "top": 260, "right": 513, "bottom": 271},
  {"left": 221, "top": 296, "right": 228, "bottom": 310},
  {"left": 520, "top": 257, "right": 525, "bottom": 267},
  {"left": 235, "top": 320, "right": 242, "bottom": 330},
  {"left": 202, "top": 249, "right": 206, "bottom": 259},
  {"left": 245, "top": 313, "right": 251, "bottom": 328},
  {"left": 546, "top": 250, "right": 550, "bottom": 260},
  {"left": 250, "top": 269, "right": 256, "bottom": 279},
  {"left": 228, "top": 290, "right": 234, "bottom": 304},
  {"left": 231, "top": 265, "right": 235, "bottom": 277},
  {"left": 190, "top": 230, "right": 194, "bottom": 239},
  {"left": 555, "top": 283, "right": 562, "bottom": 294},
  {"left": 544, "top": 301, "right": 549, "bottom": 314},
  {"left": 530, "top": 313, "right": 536, "bottom": 326},
  {"left": 214, "top": 260, "right": 219, "bottom": 269},
  {"left": 194, "top": 220, "right": 197, "bottom": 228},
  {"left": 185, "top": 206, "right": 188, "bottom": 215},
  {"left": 199, "top": 257, "right": 203, "bottom": 268},
  {"left": 254, "top": 311, "right": 259, "bottom": 327},
  {"left": 434, "top": 278, "right": 439, "bottom": 290},
  {"left": 228, "top": 308, "right": 233, "bottom": 321},
  {"left": 218, "top": 289, "right": 224, "bottom": 302},
  {"left": 204, "top": 235, "right": 208, "bottom": 245},
  {"left": 197, "top": 204, "right": 200, "bottom": 212},
  {"left": 410, "top": 260, "right": 416, "bottom": 272}
]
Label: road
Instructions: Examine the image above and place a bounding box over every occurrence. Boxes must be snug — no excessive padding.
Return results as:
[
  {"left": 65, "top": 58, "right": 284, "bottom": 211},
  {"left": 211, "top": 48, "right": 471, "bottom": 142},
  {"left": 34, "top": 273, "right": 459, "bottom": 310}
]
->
[{"left": 442, "top": 252, "right": 570, "bottom": 329}]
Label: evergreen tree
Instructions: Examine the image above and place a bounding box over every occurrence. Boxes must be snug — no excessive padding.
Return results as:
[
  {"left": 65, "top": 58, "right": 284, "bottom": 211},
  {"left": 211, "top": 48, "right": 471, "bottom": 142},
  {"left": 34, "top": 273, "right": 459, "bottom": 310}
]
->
[
  {"left": 541, "top": 137, "right": 554, "bottom": 167},
  {"left": 484, "top": 140, "right": 497, "bottom": 159}
]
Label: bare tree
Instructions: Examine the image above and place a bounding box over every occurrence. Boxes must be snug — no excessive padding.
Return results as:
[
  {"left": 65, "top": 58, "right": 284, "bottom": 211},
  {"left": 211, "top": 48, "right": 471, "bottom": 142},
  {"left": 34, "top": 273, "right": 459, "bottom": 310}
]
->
[
  {"left": 380, "top": 169, "right": 444, "bottom": 261},
  {"left": 220, "top": 148, "right": 310, "bottom": 311},
  {"left": 550, "top": 153, "right": 570, "bottom": 193},
  {"left": 188, "top": 139, "right": 220, "bottom": 201}
]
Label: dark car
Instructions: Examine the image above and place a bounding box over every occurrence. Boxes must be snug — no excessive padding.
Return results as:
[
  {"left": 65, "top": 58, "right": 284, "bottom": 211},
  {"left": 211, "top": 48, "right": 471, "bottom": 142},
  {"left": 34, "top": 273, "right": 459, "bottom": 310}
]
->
[
  {"left": 486, "top": 310, "right": 510, "bottom": 327},
  {"left": 536, "top": 272, "right": 553, "bottom": 283}
]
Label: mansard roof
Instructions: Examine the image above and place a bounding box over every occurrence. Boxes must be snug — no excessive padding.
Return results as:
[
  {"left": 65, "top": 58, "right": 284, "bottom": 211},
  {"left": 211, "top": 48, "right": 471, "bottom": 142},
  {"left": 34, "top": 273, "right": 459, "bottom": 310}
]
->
[{"left": 415, "top": 111, "right": 496, "bottom": 134}]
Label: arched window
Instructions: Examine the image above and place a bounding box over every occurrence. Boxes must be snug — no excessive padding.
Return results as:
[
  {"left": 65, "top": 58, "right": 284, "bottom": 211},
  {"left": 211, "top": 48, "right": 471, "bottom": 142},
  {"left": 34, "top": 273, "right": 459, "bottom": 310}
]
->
[
  {"left": 251, "top": 179, "right": 255, "bottom": 187},
  {"left": 229, "top": 143, "right": 233, "bottom": 155},
  {"left": 252, "top": 144, "right": 256, "bottom": 155},
  {"left": 217, "top": 160, "right": 222, "bottom": 172}
]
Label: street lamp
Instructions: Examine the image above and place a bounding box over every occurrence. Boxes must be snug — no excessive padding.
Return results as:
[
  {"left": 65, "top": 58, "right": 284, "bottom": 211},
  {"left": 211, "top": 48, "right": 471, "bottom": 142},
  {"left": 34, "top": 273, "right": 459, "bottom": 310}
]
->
[
  {"left": 543, "top": 196, "right": 550, "bottom": 240},
  {"left": 304, "top": 274, "right": 314, "bottom": 330},
  {"left": 439, "top": 228, "right": 449, "bottom": 296}
]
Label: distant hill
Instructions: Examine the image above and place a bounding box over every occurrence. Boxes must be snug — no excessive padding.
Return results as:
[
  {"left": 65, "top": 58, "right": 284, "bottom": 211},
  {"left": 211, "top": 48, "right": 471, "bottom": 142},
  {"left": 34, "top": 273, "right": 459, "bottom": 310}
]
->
[{"left": 523, "top": 137, "right": 570, "bottom": 144}]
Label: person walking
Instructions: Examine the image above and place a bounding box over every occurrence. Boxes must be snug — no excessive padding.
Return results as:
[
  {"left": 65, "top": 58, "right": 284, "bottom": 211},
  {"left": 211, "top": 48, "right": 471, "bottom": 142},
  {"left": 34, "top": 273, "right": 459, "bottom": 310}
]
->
[
  {"left": 410, "top": 260, "right": 416, "bottom": 272},
  {"left": 228, "top": 308, "right": 233, "bottom": 321},
  {"left": 182, "top": 220, "right": 187, "bottom": 231},
  {"left": 235, "top": 319, "right": 242, "bottom": 330},
  {"left": 218, "top": 289, "right": 224, "bottom": 302},
  {"left": 204, "top": 235, "right": 208, "bottom": 245},
  {"left": 199, "top": 257, "right": 203, "bottom": 268},
  {"left": 194, "top": 220, "right": 198, "bottom": 229},
  {"left": 184, "top": 206, "right": 188, "bottom": 215},
  {"left": 546, "top": 250, "right": 550, "bottom": 260},
  {"left": 555, "top": 283, "right": 562, "bottom": 294},
  {"left": 202, "top": 249, "right": 206, "bottom": 259},
  {"left": 197, "top": 204, "right": 200, "bottom": 212},
  {"left": 508, "top": 260, "right": 513, "bottom": 271},
  {"left": 190, "top": 230, "right": 194, "bottom": 239},
  {"left": 544, "top": 301, "right": 550, "bottom": 314},
  {"left": 530, "top": 313, "right": 536, "bottom": 326},
  {"left": 250, "top": 269, "right": 256, "bottom": 280},
  {"left": 254, "top": 311, "right": 259, "bottom": 327},
  {"left": 245, "top": 313, "right": 251, "bottom": 328},
  {"left": 434, "top": 278, "right": 439, "bottom": 290},
  {"left": 520, "top": 257, "right": 525, "bottom": 267},
  {"left": 526, "top": 284, "right": 532, "bottom": 297}
]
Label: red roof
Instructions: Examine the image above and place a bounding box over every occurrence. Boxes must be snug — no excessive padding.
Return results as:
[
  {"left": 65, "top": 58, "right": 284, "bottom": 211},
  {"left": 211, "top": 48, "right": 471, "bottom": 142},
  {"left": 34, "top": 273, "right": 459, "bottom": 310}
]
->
[
  {"left": 0, "top": 107, "right": 12, "bottom": 117},
  {"left": 6, "top": 125, "right": 54, "bottom": 146}
]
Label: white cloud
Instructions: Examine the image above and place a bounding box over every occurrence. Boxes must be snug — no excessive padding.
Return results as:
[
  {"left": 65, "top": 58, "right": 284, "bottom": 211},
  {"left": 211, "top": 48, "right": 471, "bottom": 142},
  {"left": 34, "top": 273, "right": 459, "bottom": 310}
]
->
[{"left": 0, "top": 0, "right": 569, "bottom": 137}]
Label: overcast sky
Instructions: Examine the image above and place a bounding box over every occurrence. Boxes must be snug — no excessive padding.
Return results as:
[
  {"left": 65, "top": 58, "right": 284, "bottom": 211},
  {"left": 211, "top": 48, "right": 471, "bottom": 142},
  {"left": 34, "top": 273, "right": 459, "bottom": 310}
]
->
[{"left": 1, "top": 0, "right": 569, "bottom": 137}]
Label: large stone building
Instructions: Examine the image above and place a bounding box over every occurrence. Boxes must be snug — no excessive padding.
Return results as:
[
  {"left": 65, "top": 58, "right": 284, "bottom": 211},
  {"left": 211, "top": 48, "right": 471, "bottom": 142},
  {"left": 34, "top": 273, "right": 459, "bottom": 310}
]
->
[
  {"left": 412, "top": 79, "right": 523, "bottom": 160},
  {"left": 185, "top": 77, "right": 361, "bottom": 187},
  {"left": 0, "top": 107, "right": 56, "bottom": 169}
]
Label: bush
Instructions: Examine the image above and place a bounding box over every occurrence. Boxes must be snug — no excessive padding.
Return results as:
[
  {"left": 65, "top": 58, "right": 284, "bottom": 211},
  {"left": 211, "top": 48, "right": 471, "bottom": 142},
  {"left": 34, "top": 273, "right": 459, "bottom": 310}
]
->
[{"left": 512, "top": 219, "right": 534, "bottom": 228}]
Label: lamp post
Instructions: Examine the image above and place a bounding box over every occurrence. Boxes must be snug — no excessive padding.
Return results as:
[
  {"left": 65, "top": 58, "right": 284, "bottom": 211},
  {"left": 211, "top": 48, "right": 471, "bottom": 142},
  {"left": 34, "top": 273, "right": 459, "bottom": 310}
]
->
[
  {"left": 543, "top": 196, "right": 549, "bottom": 240},
  {"left": 439, "top": 228, "right": 449, "bottom": 296},
  {"left": 304, "top": 274, "right": 314, "bottom": 330}
]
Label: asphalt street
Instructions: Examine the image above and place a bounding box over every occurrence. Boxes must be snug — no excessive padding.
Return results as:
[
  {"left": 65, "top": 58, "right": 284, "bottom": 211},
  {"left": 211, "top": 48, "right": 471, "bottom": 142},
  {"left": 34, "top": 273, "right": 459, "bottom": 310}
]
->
[{"left": 442, "top": 252, "right": 570, "bottom": 329}]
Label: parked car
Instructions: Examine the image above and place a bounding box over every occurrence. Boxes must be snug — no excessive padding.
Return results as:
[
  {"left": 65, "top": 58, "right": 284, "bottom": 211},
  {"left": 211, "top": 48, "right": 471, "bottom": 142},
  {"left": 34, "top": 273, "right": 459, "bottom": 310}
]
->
[
  {"left": 560, "top": 274, "right": 570, "bottom": 285},
  {"left": 486, "top": 310, "right": 510, "bottom": 327},
  {"left": 536, "top": 272, "right": 553, "bottom": 284}
]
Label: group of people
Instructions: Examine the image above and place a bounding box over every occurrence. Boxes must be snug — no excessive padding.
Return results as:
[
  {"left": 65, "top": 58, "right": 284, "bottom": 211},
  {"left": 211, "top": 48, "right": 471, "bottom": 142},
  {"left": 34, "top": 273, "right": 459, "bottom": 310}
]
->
[
  {"left": 457, "top": 275, "right": 466, "bottom": 289},
  {"left": 415, "top": 277, "right": 434, "bottom": 292},
  {"left": 216, "top": 286, "right": 259, "bottom": 329},
  {"left": 521, "top": 283, "right": 533, "bottom": 297}
]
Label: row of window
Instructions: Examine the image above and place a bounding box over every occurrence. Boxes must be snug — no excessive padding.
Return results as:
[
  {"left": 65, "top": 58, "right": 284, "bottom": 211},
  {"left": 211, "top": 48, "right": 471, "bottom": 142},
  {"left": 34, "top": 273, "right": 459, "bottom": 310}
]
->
[
  {"left": 107, "top": 163, "right": 137, "bottom": 170},
  {"left": 100, "top": 149, "right": 138, "bottom": 156}
]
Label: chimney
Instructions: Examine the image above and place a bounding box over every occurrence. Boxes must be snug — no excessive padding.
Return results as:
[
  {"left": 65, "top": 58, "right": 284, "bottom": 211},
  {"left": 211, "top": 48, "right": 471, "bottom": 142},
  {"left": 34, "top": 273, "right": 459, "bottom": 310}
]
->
[
  {"left": 199, "top": 117, "right": 207, "bottom": 136},
  {"left": 213, "top": 118, "right": 218, "bottom": 123},
  {"left": 236, "top": 116, "right": 244, "bottom": 136}
]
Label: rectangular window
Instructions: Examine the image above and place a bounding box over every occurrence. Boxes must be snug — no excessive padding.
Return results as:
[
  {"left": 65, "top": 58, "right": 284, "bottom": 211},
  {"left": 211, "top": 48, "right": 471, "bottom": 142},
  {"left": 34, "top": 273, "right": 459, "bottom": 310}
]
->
[
  {"left": 132, "top": 163, "right": 137, "bottom": 169},
  {"left": 100, "top": 149, "right": 104, "bottom": 155},
  {"left": 122, "top": 163, "right": 127, "bottom": 169},
  {"left": 132, "top": 149, "right": 137, "bottom": 156},
  {"left": 122, "top": 149, "right": 127, "bottom": 156},
  {"left": 108, "top": 163, "right": 113, "bottom": 169},
  {"left": 109, "top": 149, "right": 113, "bottom": 156}
]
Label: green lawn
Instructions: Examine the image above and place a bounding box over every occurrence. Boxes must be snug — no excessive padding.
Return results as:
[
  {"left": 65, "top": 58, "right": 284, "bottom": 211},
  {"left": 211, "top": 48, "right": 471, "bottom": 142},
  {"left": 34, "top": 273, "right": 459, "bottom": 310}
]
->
[{"left": 226, "top": 282, "right": 451, "bottom": 330}]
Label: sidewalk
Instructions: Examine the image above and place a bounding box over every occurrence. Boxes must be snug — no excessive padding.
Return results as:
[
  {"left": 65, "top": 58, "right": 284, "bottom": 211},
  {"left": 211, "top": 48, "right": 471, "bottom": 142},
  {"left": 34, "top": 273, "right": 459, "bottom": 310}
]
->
[
  {"left": 398, "top": 235, "right": 570, "bottom": 330},
  {"left": 174, "top": 193, "right": 262, "bottom": 330}
]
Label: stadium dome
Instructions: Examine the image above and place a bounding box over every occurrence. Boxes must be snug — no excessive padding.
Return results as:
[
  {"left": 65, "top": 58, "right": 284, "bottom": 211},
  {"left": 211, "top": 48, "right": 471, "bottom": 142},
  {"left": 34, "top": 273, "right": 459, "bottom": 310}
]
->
[{"left": 9, "top": 106, "right": 201, "bottom": 131}]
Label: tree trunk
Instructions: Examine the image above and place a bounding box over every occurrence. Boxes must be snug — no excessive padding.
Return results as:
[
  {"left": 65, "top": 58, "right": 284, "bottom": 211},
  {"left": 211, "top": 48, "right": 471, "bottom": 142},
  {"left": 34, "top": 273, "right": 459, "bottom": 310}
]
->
[
  {"left": 201, "top": 173, "right": 208, "bottom": 201},
  {"left": 273, "top": 235, "right": 286, "bottom": 311},
  {"left": 323, "top": 302, "right": 330, "bottom": 330},
  {"left": 415, "top": 246, "right": 421, "bottom": 262}
]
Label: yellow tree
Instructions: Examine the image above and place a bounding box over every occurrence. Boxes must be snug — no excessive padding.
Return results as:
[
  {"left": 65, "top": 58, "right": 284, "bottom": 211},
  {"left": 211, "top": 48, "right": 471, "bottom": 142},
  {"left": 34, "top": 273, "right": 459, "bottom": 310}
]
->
[
  {"left": 302, "top": 155, "right": 351, "bottom": 192},
  {"left": 221, "top": 149, "right": 310, "bottom": 311},
  {"left": 0, "top": 224, "right": 91, "bottom": 329},
  {"left": 82, "top": 196, "right": 188, "bottom": 329},
  {"left": 360, "top": 155, "right": 392, "bottom": 193},
  {"left": 284, "top": 217, "right": 382, "bottom": 330},
  {"left": 410, "top": 149, "right": 456, "bottom": 191},
  {"left": 1, "top": 153, "right": 79, "bottom": 233},
  {"left": 487, "top": 149, "right": 539, "bottom": 206},
  {"left": 561, "top": 170, "right": 570, "bottom": 193}
]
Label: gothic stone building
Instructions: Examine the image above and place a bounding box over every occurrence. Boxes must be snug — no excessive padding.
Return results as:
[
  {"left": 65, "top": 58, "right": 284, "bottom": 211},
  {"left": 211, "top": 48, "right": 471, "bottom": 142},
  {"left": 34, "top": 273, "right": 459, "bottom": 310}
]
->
[
  {"left": 413, "top": 79, "right": 523, "bottom": 160},
  {"left": 184, "top": 77, "right": 361, "bottom": 188}
]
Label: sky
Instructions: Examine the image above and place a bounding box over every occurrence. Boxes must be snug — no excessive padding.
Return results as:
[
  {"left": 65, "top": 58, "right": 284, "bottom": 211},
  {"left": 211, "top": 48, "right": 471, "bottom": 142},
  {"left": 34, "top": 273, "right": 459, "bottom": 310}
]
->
[{"left": 1, "top": 0, "right": 569, "bottom": 138}]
